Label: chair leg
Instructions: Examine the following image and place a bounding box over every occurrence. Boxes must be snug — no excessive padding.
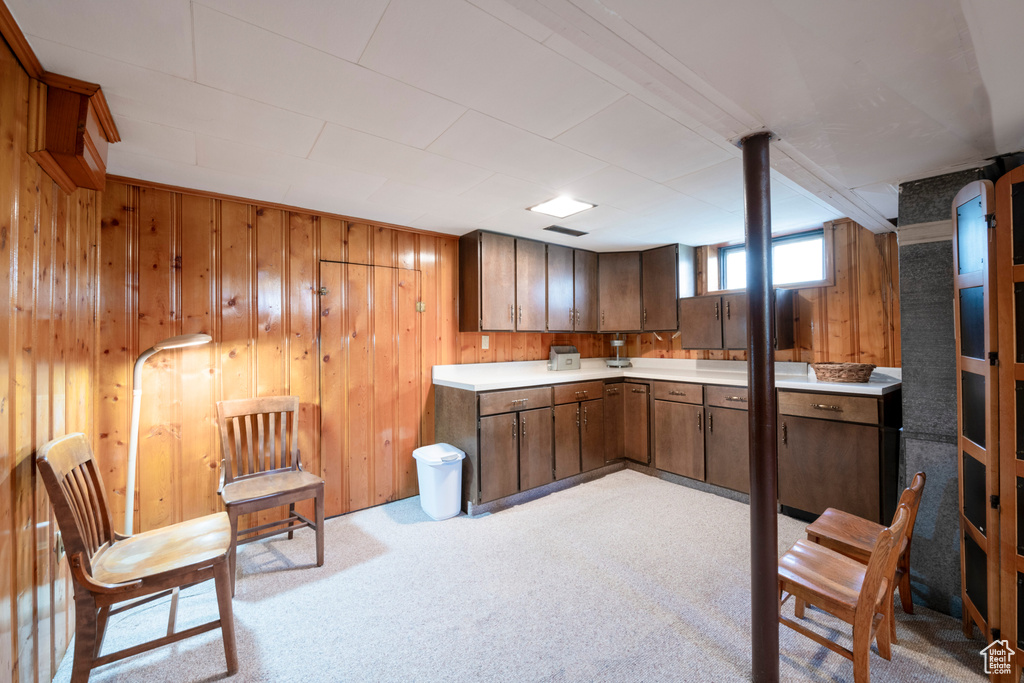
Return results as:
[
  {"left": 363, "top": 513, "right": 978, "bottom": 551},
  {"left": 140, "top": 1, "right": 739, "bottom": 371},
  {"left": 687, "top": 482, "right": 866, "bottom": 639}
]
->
[
  {"left": 213, "top": 557, "right": 239, "bottom": 676},
  {"left": 95, "top": 605, "right": 111, "bottom": 657},
  {"left": 288, "top": 503, "right": 295, "bottom": 540},
  {"left": 71, "top": 594, "right": 98, "bottom": 683},
  {"left": 228, "top": 507, "right": 239, "bottom": 597},
  {"left": 876, "top": 607, "right": 892, "bottom": 661},
  {"left": 794, "top": 597, "right": 805, "bottom": 619},
  {"left": 852, "top": 621, "right": 872, "bottom": 683},
  {"left": 315, "top": 487, "right": 325, "bottom": 567},
  {"left": 897, "top": 560, "right": 914, "bottom": 614},
  {"left": 888, "top": 588, "right": 898, "bottom": 645}
]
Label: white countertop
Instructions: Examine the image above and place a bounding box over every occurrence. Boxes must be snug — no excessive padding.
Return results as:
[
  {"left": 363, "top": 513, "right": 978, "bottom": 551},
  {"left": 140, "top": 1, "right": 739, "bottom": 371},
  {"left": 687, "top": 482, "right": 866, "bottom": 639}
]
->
[{"left": 432, "top": 358, "right": 902, "bottom": 396}]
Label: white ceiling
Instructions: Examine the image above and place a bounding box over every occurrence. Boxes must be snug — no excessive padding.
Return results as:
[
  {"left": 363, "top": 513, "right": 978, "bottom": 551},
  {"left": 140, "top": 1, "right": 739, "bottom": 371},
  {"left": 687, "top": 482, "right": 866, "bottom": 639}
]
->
[{"left": 8, "top": 0, "right": 1024, "bottom": 250}]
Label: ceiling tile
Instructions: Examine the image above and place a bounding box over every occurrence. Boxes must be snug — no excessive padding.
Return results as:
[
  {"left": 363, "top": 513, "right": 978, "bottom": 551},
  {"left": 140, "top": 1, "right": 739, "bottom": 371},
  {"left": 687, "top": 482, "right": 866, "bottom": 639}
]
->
[
  {"left": 113, "top": 118, "right": 197, "bottom": 165},
  {"left": 667, "top": 159, "right": 798, "bottom": 214},
  {"left": 107, "top": 148, "right": 290, "bottom": 204},
  {"left": 309, "top": 123, "right": 493, "bottom": 194},
  {"left": 359, "top": 0, "right": 623, "bottom": 138},
  {"left": 458, "top": 174, "right": 553, "bottom": 214},
  {"left": 10, "top": 0, "right": 194, "bottom": 78},
  {"left": 429, "top": 111, "right": 607, "bottom": 188},
  {"left": 769, "top": 196, "right": 842, "bottom": 233},
  {"left": 555, "top": 96, "right": 731, "bottom": 183},
  {"left": 195, "top": 0, "right": 390, "bottom": 64},
  {"left": 558, "top": 166, "right": 682, "bottom": 214},
  {"left": 29, "top": 37, "right": 326, "bottom": 157},
  {"left": 196, "top": 136, "right": 387, "bottom": 201},
  {"left": 281, "top": 187, "right": 426, "bottom": 226},
  {"left": 192, "top": 4, "right": 465, "bottom": 148},
  {"left": 465, "top": 0, "right": 554, "bottom": 43},
  {"left": 852, "top": 183, "right": 899, "bottom": 221}
]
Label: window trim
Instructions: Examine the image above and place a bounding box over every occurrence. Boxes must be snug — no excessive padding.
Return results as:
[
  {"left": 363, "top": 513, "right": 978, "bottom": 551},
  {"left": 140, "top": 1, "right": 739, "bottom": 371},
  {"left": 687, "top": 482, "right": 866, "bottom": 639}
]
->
[{"left": 713, "top": 226, "right": 835, "bottom": 292}]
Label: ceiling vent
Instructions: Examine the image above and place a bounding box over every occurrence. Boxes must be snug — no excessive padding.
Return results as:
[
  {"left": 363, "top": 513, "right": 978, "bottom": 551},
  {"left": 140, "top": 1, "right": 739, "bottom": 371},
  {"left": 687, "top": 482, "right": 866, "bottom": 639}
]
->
[{"left": 543, "top": 225, "right": 588, "bottom": 237}]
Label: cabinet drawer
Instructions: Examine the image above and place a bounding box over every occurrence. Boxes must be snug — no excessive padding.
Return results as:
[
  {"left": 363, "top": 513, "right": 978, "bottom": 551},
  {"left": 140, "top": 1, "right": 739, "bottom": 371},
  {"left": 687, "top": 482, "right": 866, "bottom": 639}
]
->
[
  {"left": 705, "top": 385, "right": 748, "bottom": 409},
  {"left": 553, "top": 381, "right": 605, "bottom": 404},
  {"left": 479, "top": 386, "right": 552, "bottom": 416},
  {"left": 778, "top": 391, "right": 879, "bottom": 425},
  {"left": 653, "top": 381, "right": 702, "bottom": 405}
]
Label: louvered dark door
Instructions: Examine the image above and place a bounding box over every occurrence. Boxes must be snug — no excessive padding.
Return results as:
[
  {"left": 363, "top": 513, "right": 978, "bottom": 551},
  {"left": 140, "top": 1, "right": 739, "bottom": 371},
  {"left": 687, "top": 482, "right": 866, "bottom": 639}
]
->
[{"left": 952, "top": 180, "right": 999, "bottom": 643}]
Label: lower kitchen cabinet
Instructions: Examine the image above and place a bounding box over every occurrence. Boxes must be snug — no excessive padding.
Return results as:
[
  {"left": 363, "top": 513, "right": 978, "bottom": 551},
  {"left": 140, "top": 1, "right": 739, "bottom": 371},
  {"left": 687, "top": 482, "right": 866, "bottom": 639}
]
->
[
  {"left": 623, "top": 382, "right": 650, "bottom": 464},
  {"left": 554, "top": 383, "right": 606, "bottom": 479},
  {"left": 580, "top": 399, "right": 605, "bottom": 472},
  {"left": 604, "top": 383, "right": 625, "bottom": 461},
  {"left": 479, "top": 412, "right": 520, "bottom": 502},
  {"left": 554, "top": 403, "right": 582, "bottom": 480},
  {"left": 518, "top": 407, "right": 554, "bottom": 491},
  {"left": 654, "top": 400, "right": 704, "bottom": 480},
  {"left": 704, "top": 406, "right": 749, "bottom": 493}
]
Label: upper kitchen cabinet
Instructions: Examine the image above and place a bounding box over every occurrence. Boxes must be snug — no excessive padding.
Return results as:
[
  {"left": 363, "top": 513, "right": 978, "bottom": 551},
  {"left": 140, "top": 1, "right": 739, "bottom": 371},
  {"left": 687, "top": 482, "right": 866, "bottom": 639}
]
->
[
  {"left": 598, "top": 252, "right": 642, "bottom": 332},
  {"left": 641, "top": 244, "right": 680, "bottom": 331},
  {"left": 547, "top": 245, "right": 599, "bottom": 332},
  {"left": 459, "top": 231, "right": 516, "bottom": 332},
  {"left": 516, "top": 238, "right": 547, "bottom": 331},
  {"left": 677, "top": 290, "right": 794, "bottom": 350}
]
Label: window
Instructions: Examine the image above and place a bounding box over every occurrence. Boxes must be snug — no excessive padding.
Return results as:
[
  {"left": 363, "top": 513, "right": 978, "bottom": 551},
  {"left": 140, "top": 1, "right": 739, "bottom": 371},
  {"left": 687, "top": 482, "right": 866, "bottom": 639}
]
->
[{"left": 719, "top": 229, "right": 826, "bottom": 290}]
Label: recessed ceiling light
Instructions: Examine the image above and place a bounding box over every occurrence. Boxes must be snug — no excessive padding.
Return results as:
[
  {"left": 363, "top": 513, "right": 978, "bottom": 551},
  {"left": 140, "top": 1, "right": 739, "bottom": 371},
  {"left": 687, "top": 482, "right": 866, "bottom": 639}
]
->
[{"left": 527, "top": 196, "right": 596, "bottom": 218}]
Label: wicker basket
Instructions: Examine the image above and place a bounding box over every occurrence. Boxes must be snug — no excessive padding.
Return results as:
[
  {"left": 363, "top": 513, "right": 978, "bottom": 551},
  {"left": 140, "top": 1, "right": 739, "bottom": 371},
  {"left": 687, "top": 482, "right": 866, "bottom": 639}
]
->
[{"left": 810, "top": 362, "right": 876, "bottom": 383}]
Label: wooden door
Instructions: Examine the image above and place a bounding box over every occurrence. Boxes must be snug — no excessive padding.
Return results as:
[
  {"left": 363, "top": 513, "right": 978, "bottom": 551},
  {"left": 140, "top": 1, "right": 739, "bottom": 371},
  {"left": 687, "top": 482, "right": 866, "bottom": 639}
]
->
[
  {"left": 519, "top": 407, "right": 554, "bottom": 490},
  {"left": 722, "top": 293, "right": 748, "bottom": 349},
  {"left": 654, "top": 400, "right": 704, "bottom": 480},
  {"left": 574, "top": 250, "right": 599, "bottom": 332},
  {"left": 598, "top": 252, "right": 642, "bottom": 331},
  {"left": 581, "top": 399, "right": 605, "bottom": 472},
  {"left": 547, "top": 244, "right": 575, "bottom": 332},
  {"left": 479, "top": 413, "right": 519, "bottom": 502},
  {"left": 952, "top": 180, "right": 999, "bottom": 641},
  {"left": 319, "top": 261, "right": 421, "bottom": 517},
  {"left": 705, "top": 407, "right": 749, "bottom": 493},
  {"left": 641, "top": 244, "right": 679, "bottom": 331},
  {"left": 604, "top": 383, "right": 625, "bottom": 460},
  {"left": 677, "top": 296, "right": 723, "bottom": 349},
  {"left": 778, "top": 415, "right": 879, "bottom": 522},
  {"left": 996, "top": 168, "right": 1024, "bottom": 675},
  {"left": 481, "top": 232, "right": 516, "bottom": 330},
  {"left": 515, "top": 238, "right": 546, "bottom": 331},
  {"left": 554, "top": 403, "right": 581, "bottom": 480},
  {"left": 623, "top": 383, "right": 649, "bottom": 464}
]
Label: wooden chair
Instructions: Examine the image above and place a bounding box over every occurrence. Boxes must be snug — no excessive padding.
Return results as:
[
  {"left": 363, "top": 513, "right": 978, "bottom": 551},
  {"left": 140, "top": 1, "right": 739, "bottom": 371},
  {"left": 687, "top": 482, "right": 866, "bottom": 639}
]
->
[
  {"left": 779, "top": 504, "right": 909, "bottom": 683},
  {"left": 804, "top": 472, "right": 926, "bottom": 642},
  {"left": 37, "top": 433, "right": 237, "bottom": 683},
  {"left": 216, "top": 395, "right": 324, "bottom": 594}
]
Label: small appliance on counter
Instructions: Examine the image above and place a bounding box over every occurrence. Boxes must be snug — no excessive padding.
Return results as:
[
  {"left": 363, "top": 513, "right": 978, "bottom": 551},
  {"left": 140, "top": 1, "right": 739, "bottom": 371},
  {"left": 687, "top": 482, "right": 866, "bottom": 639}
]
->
[
  {"left": 606, "top": 334, "right": 631, "bottom": 368},
  {"left": 548, "top": 345, "right": 581, "bottom": 371}
]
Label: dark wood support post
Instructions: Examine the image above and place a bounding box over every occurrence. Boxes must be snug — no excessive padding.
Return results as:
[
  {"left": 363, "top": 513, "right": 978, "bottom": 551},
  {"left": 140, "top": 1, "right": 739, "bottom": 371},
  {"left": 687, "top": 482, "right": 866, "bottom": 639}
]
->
[{"left": 743, "top": 131, "right": 779, "bottom": 682}]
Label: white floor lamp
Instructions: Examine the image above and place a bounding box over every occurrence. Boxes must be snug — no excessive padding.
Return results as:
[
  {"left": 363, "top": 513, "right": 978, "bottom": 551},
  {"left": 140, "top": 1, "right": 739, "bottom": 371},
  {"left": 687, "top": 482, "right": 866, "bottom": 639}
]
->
[{"left": 125, "top": 333, "right": 212, "bottom": 536}]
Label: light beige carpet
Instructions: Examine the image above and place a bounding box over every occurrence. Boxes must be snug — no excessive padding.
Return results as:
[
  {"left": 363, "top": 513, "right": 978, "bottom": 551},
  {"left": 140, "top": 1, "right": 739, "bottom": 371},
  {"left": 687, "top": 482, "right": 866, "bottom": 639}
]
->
[{"left": 55, "top": 470, "right": 985, "bottom": 682}]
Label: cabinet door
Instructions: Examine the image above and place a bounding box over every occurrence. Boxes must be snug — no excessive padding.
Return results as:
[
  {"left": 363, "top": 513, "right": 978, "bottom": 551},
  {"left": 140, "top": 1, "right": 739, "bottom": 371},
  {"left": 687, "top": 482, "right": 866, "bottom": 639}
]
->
[
  {"left": 654, "top": 400, "right": 704, "bottom": 480},
  {"left": 604, "top": 383, "right": 625, "bottom": 460},
  {"left": 547, "top": 244, "right": 575, "bottom": 332},
  {"left": 677, "top": 296, "right": 723, "bottom": 348},
  {"left": 778, "top": 415, "right": 880, "bottom": 522},
  {"left": 705, "top": 407, "right": 749, "bottom": 493},
  {"left": 554, "top": 403, "right": 581, "bottom": 480},
  {"left": 722, "top": 293, "right": 747, "bottom": 349},
  {"left": 518, "top": 407, "right": 554, "bottom": 491},
  {"left": 515, "top": 238, "right": 547, "bottom": 331},
  {"left": 623, "top": 383, "right": 650, "bottom": 464},
  {"left": 641, "top": 244, "right": 679, "bottom": 331},
  {"left": 479, "top": 413, "right": 519, "bottom": 502},
  {"left": 581, "top": 399, "right": 605, "bottom": 472},
  {"left": 480, "top": 232, "right": 516, "bottom": 331},
  {"left": 574, "top": 249, "right": 599, "bottom": 332},
  {"left": 598, "top": 252, "right": 642, "bottom": 331}
]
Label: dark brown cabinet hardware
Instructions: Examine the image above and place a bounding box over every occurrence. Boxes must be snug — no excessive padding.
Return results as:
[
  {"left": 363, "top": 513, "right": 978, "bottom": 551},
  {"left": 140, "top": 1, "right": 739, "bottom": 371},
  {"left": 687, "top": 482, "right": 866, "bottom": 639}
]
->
[
  {"left": 708, "top": 411, "right": 713, "bottom": 432},
  {"left": 575, "top": 405, "right": 580, "bottom": 428},
  {"left": 521, "top": 414, "right": 527, "bottom": 439},
  {"left": 606, "top": 387, "right": 619, "bottom": 395},
  {"left": 584, "top": 405, "right": 588, "bottom": 427},
  {"left": 725, "top": 396, "right": 747, "bottom": 403},
  {"left": 697, "top": 411, "right": 702, "bottom": 431},
  {"left": 512, "top": 414, "right": 517, "bottom": 437},
  {"left": 669, "top": 390, "right": 687, "bottom": 397},
  {"left": 810, "top": 403, "right": 843, "bottom": 412},
  {"left": 631, "top": 387, "right": 646, "bottom": 394},
  {"left": 725, "top": 300, "right": 731, "bottom": 319},
  {"left": 715, "top": 302, "right": 719, "bottom": 320}
]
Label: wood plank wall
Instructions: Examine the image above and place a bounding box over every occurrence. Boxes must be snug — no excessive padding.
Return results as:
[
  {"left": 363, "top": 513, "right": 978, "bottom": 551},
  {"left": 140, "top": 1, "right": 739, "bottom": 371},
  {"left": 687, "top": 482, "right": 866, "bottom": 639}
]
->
[
  {"left": 625, "top": 219, "right": 901, "bottom": 366},
  {"left": 1, "top": 38, "right": 101, "bottom": 683}
]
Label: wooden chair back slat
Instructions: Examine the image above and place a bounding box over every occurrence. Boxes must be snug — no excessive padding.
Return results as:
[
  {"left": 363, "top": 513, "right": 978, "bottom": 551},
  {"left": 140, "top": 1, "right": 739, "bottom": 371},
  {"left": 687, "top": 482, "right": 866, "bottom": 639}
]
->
[
  {"left": 36, "top": 433, "right": 115, "bottom": 571},
  {"left": 855, "top": 504, "right": 910, "bottom": 625},
  {"left": 217, "top": 396, "right": 301, "bottom": 484}
]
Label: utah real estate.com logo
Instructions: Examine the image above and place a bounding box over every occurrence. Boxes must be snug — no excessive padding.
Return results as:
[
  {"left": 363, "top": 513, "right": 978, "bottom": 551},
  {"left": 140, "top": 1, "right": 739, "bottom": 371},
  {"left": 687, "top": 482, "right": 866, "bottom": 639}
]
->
[{"left": 981, "top": 639, "right": 1015, "bottom": 675}]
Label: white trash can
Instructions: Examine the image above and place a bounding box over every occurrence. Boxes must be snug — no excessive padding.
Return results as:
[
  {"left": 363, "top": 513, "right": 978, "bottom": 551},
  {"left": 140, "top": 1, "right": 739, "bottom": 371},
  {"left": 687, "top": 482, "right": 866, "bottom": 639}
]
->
[{"left": 413, "top": 443, "right": 466, "bottom": 520}]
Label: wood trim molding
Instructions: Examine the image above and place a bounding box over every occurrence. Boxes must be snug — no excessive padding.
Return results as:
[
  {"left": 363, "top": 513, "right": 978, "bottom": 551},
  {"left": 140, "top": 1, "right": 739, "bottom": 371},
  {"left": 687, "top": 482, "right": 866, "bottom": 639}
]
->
[
  {"left": 0, "top": 0, "right": 43, "bottom": 78},
  {"left": 896, "top": 219, "right": 953, "bottom": 246},
  {"left": 106, "top": 174, "right": 459, "bottom": 240},
  {"left": 40, "top": 71, "right": 121, "bottom": 142}
]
